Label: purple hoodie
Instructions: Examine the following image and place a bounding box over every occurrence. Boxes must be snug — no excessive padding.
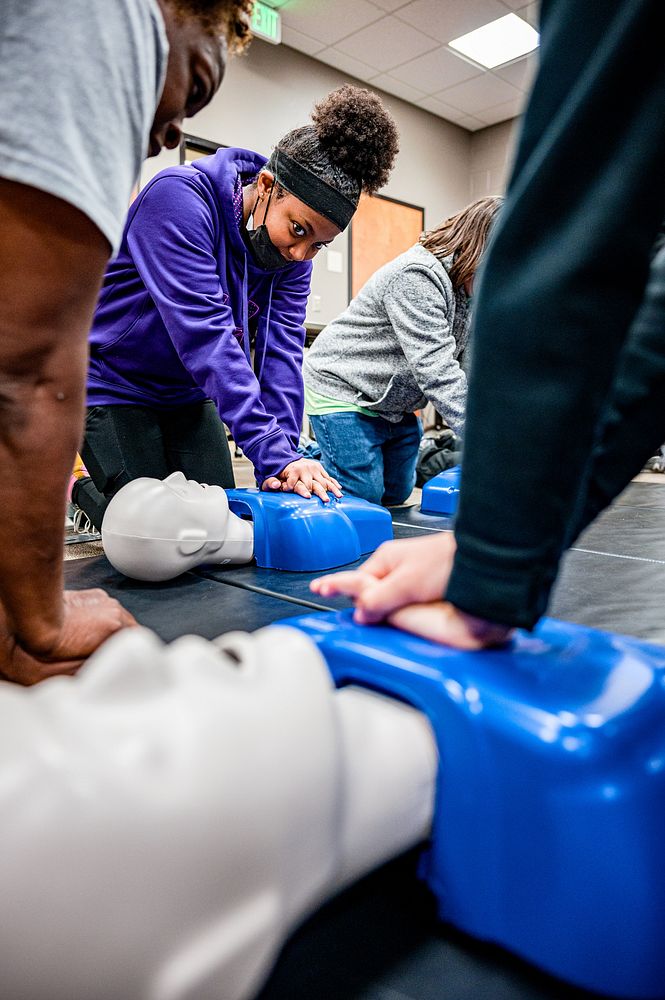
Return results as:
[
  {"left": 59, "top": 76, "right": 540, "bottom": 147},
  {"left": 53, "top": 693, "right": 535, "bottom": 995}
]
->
[{"left": 88, "top": 147, "right": 312, "bottom": 481}]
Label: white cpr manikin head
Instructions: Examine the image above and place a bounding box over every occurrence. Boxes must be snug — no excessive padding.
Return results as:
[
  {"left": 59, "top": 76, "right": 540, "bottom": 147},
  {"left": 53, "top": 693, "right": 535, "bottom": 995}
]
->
[
  {"left": 102, "top": 472, "right": 253, "bottom": 581},
  {"left": 0, "top": 625, "right": 342, "bottom": 1000}
]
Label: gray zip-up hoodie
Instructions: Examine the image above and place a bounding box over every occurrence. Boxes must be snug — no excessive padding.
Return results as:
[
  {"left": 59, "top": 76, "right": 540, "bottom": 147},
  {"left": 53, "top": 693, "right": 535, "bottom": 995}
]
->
[{"left": 303, "top": 244, "right": 470, "bottom": 433}]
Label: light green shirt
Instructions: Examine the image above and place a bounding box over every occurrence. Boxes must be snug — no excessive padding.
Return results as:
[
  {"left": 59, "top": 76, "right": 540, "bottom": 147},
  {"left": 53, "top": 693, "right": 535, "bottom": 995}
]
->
[{"left": 304, "top": 383, "right": 377, "bottom": 418}]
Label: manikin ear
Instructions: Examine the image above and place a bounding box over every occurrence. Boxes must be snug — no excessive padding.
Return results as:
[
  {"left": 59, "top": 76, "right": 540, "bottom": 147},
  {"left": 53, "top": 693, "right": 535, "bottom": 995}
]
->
[{"left": 177, "top": 528, "right": 208, "bottom": 556}]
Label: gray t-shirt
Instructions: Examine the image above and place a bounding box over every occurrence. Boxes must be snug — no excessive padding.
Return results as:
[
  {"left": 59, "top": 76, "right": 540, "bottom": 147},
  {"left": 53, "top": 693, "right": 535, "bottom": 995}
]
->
[{"left": 0, "top": 0, "right": 168, "bottom": 253}]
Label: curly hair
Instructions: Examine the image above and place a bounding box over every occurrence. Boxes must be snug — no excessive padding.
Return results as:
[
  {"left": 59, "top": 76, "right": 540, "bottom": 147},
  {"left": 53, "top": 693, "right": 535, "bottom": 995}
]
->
[
  {"left": 271, "top": 85, "right": 399, "bottom": 203},
  {"left": 420, "top": 196, "right": 503, "bottom": 291},
  {"left": 170, "top": 0, "right": 253, "bottom": 53}
]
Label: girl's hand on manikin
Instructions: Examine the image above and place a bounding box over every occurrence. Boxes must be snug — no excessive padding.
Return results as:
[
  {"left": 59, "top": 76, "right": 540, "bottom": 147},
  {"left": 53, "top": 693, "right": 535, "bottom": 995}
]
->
[{"left": 262, "top": 459, "right": 343, "bottom": 502}]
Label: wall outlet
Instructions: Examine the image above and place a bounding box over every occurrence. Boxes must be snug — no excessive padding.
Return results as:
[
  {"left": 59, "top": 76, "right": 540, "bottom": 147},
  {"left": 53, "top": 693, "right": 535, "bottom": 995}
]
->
[{"left": 312, "top": 295, "right": 321, "bottom": 312}]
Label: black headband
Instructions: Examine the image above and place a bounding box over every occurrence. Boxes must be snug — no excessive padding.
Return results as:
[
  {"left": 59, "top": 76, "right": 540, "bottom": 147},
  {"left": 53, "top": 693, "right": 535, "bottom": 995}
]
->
[{"left": 269, "top": 149, "right": 358, "bottom": 231}]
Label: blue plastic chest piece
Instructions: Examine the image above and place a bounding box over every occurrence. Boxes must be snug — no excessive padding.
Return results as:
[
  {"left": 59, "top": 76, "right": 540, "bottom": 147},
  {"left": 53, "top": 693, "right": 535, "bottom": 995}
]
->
[
  {"left": 420, "top": 465, "right": 461, "bottom": 515},
  {"left": 284, "top": 609, "right": 665, "bottom": 999},
  {"left": 225, "top": 489, "right": 392, "bottom": 572}
]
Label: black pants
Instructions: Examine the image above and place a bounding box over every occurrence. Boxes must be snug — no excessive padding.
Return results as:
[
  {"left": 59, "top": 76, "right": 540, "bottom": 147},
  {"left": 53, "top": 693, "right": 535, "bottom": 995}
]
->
[{"left": 74, "top": 401, "right": 235, "bottom": 528}]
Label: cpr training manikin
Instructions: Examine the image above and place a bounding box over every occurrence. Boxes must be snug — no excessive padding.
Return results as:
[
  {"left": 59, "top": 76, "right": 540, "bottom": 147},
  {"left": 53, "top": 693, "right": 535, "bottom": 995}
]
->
[{"left": 0, "top": 619, "right": 436, "bottom": 999}]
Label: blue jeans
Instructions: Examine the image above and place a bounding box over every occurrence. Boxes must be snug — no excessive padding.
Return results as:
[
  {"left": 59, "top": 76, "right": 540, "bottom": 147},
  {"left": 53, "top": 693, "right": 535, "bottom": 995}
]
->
[{"left": 310, "top": 411, "right": 421, "bottom": 506}]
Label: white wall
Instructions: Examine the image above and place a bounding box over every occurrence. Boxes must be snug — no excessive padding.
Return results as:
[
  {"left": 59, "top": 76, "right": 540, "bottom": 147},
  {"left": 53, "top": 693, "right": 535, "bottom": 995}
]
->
[
  {"left": 469, "top": 118, "right": 519, "bottom": 199},
  {"left": 141, "top": 38, "right": 519, "bottom": 324}
]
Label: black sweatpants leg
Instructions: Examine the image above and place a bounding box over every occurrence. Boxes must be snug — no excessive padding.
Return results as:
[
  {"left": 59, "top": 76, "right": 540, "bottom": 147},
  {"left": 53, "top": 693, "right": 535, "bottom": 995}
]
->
[
  {"left": 78, "top": 401, "right": 235, "bottom": 527},
  {"left": 71, "top": 477, "right": 107, "bottom": 531}
]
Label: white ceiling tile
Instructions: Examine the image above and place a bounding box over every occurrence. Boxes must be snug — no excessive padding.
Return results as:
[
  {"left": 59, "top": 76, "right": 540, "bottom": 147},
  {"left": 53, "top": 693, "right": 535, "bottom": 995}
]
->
[
  {"left": 492, "top": 50, "right": 538, "bottom": 90},
  {"left": 281, "top": 24, "right": 326, "bottom": 57},
  {"left": 416, "top": 95, "right": 468, "bottom": 122},
  {"left": 334, "top": 15, "right": 438, "bottom": 72},
  {"left": 280, "top": 0, "right": 382, "bottom": 47},
  {"left": 516, "top": 2, "right": 540, "bottom": 28},
  {"left": 434, "top": 73, "right": 521, "bottom": 114},
  {"left": 395, "top": 0, "right": 508, "bottom": 44},
  {"left": 369, "top": 0, "right": 412, "bottom": 11},
  {"left": 279, "top": 1, "right": 537, "bottom": 127},
  {"left": 315, "top": 47, "right": 378, "bottom": 82},
  {"left": 457, "top": 115, "right": 486, "bottom": 131},
  {"left": 456, "top": 115, "right": 485, "bottom": 132},
  {"left": 370, "top": 73, "right": 427, "bottom": 103},
  {"left": 474, "top": 95, "right": 526, "bottom": 126},
  {"left": 389, "top": 45, "right": 482, "bottom": 93}
]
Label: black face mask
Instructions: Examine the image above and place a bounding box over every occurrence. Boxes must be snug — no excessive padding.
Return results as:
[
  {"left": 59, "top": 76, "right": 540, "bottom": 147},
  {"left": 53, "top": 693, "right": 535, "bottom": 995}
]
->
[{"left": 245, "top": 187, "right": 290, "bottom": 271}]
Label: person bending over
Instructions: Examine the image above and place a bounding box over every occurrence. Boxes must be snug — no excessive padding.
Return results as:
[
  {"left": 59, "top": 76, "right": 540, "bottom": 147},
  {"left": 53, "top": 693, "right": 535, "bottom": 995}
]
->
[
  {"left": 0, "top": 0, "right": 252, "bottom": 684},
  {"left": 311, "top": 0, "right": 665, "bottom": 650},
  {"left": 304, "top": 197, "right": 501, "bottom": 505},
  {"left": 73, "top": 86, "right": 399, "bottom": 527}
]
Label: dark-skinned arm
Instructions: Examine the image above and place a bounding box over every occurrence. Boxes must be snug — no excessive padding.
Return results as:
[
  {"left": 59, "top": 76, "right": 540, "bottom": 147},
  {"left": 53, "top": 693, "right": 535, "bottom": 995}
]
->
[{"left": 0, "top": 179, "right": 136, "bottom": 684}]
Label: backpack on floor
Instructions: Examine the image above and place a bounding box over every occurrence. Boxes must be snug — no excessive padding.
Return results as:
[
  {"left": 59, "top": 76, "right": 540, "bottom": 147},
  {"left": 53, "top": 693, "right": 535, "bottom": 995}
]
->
[{"left": 416, "top": 430, "right": 462, "bottom": 488}]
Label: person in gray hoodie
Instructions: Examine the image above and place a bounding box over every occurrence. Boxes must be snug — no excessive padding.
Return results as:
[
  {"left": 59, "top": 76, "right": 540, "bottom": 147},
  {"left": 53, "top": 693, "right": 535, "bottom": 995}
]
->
[{"left": 303, "top": 197, "right": 502, "bottom": 505}]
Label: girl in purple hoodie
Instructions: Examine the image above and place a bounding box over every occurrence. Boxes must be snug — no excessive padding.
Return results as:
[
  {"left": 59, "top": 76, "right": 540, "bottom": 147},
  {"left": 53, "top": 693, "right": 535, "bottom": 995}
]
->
[{"left": 76, "top": 85, "right": 399, "bottom": 527}]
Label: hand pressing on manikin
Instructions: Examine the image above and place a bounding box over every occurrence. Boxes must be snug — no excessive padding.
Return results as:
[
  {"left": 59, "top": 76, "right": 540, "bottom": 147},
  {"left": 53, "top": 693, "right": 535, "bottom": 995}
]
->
[
  {"left": 262, "top": 458, "right": 342, "bottom": 502},
  {"left": 0, "top": 589, "right": 137, "bottom": 685},
  {"left": 311, "top": 533, "right": 512, "bottom": 651}
]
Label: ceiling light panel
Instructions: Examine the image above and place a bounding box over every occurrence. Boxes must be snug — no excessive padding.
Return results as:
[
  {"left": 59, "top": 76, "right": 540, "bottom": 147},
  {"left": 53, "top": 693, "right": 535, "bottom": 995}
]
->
[{"left": 448, "top": 13, "right": 539, "bottom": 69}]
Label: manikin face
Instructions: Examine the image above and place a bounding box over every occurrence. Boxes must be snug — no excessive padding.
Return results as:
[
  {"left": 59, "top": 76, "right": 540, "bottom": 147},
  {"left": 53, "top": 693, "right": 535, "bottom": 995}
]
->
[
  {"left": 102, "top": 472, "right": 251, "bottom": 581},
  {"left": 161, "top": 468, "right": 229, "bottom": 520},
  {"left": 0, "top": 624, "right": 340, "bottom": 1000},
  {"left": 249, "top": 172, "right": 342, "bottom": 262},
  {"left": 149, "top": 7, "right": 226, "bottom": 156}
]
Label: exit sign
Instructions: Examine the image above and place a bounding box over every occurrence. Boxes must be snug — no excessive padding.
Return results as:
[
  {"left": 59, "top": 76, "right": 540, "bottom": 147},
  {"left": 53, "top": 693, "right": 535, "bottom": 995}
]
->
[{"left": 251, "top": 1, "right": 281, "bottom": 44}]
